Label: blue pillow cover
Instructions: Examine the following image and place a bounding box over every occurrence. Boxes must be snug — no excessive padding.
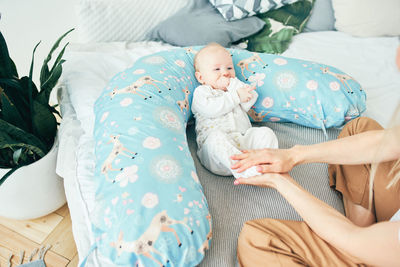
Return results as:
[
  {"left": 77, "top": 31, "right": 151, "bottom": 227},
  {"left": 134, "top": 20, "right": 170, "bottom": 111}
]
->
[
  {"left": 92, "top": 47, "right": 211, "bottom": 266},
  {"left": 92, "top": 47, "right": 365, "bottom": 266},
  {"left": 235, "top": 51, "right": 366, "bottom": 128}
]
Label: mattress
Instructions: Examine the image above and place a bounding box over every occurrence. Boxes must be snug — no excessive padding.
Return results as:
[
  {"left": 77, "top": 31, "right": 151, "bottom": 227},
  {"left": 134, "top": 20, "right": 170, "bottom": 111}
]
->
[{"left": 56, "top": 32, "right": 400, "bottom": 266}]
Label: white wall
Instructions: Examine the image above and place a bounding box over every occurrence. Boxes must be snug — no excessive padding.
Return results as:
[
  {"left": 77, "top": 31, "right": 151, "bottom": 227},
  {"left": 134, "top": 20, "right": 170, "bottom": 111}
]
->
[{"left": 1, "top": 0, "right": 79, "bottom": 84}]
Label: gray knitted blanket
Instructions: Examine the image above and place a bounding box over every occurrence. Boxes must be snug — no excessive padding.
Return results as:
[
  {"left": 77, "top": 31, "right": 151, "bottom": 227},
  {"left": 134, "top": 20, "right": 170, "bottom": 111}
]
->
[{"left": 186, "top": 121, "right": 344, "bottom": 267}]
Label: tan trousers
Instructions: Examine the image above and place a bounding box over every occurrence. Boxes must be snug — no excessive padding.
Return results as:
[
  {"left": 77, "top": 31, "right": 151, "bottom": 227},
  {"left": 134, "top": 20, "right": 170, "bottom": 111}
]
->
[
  {"left": 328, "top": 117, "right": 400, "bottom": 222},
  {"left": 237, "top": 117, "right": 400, "bottom": 266},
  {"left": 237, "top": 219, "right": 366, "bottom": 267}
]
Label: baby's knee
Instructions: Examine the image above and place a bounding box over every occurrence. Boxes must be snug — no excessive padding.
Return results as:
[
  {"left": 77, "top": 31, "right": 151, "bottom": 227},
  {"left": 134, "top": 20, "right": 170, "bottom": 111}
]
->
[
  {"left": 254, "top": 127, "right": 278, "bottom": 148},
  {"left": 260, "top": 126, "right": 276, "bottom": 137}
]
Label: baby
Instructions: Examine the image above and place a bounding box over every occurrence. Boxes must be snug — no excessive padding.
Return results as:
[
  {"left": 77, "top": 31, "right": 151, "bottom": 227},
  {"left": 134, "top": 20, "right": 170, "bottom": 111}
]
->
[{"left": 191, "top": 43, "right": 278, "bottom": 178}]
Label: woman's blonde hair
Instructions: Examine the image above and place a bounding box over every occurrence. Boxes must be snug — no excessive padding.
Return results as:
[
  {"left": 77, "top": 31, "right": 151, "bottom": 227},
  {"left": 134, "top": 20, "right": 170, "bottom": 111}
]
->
[{"left": 368, "top": 102, "right": 400, "bottom": 209}]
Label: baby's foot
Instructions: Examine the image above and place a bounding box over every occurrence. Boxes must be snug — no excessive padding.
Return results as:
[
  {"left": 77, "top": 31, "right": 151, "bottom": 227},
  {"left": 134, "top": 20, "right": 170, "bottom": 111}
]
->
[{"left": 231, "top": 166, "right": 261, "bottom": 179}]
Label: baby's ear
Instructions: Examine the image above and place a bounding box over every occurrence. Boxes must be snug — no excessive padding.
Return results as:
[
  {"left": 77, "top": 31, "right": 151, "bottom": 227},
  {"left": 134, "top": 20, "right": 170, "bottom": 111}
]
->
[{"left": 195, "top": 71, "right": 203, "bottom": 84}]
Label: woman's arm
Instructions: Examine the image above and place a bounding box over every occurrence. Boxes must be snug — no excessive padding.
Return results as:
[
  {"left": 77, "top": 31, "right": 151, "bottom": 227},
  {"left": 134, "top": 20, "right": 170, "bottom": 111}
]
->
[
  {"left": 291, "top": 126, "right": 400, "bottom": 165},
  {"left": 235, "top": 174, "right": 400, "bottom": 267},
  {"left": 232, "top": 125, "right": 400, "bottom": 173}
]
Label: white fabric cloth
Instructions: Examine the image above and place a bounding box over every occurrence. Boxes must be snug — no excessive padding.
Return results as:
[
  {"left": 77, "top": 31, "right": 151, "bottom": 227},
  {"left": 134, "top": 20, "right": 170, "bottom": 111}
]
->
[
  {"left": 197, "top": 128, "right": 278, "bottom": 178},
  {"left": 389, "top": 208, "right": 400, "bottom": 243},
  {"left": 390, "top": 208, "right": 400, "bottom": 222},
  {"left": 191, "top": 77, "right": 278, "bottom": 178}
]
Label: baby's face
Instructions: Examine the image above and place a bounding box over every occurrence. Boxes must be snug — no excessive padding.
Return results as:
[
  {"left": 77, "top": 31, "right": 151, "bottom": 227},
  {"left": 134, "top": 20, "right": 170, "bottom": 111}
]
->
[{"left": 195, "top": 47, "right": 235, "bottom": 90}]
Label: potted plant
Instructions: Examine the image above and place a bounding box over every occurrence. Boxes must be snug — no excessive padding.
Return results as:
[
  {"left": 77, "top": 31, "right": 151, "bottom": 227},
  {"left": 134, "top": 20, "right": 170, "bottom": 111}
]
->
[{"left": 0, "top": 28, "right": 73, "bottom": 219}]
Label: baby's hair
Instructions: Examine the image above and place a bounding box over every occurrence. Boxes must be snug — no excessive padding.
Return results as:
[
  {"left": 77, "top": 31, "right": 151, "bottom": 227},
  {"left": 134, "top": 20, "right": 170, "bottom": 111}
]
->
[{"left": 194, "top": 42, "right": 228, "bottom": 71}]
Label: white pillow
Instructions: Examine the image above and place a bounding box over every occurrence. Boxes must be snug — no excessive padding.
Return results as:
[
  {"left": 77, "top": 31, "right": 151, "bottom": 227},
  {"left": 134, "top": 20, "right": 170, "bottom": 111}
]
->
[
  {"left": 75, "top": 0, "right": 189, "bottom": 43},
  {"left": 332, "top": 0, "right": 400, "bottom": 37}
]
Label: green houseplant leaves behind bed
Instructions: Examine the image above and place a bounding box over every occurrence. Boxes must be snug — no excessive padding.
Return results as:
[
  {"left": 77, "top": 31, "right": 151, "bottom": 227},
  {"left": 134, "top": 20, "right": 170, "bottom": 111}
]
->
[
  {"left": 242, "top": 0, "right": 314, "bottom": 54},
  {"left": 0, "top": 29, "right": 74, "bottom": 185}
]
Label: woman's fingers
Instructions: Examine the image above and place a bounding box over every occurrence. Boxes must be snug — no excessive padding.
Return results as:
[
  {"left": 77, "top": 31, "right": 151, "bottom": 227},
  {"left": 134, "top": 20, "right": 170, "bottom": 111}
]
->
[
  {"left": 231, "top": 152, "right": 258, "bottom": 171},
  {"left": 232, "top": 159, "right": 262, "bottom": 172},
  {"left": 231, "top": 153, "right": 248, "bottom": 160},
  {"left": 234, "top": 173, "right": 290, "bottom": 189},
  {"left": 233, "top": 174, "right": 273, "bottom": 188},
  {"left": 231, "top": 148, "right": 292, "bottom": 173},
  {"left": 241, "top": 149, "right": 256, "bottom": 153},
  {"left": 231, "top": 149, "right": 258, "bottom": 160},
  {"left": 256, "top": 164, "right": 279, "bottom": 173},
  {"left": 234, "top": 177, "right": 262, "bottom": 186},
  {"left": 231, "top": 161, "right": 252, "bottom": 172}
]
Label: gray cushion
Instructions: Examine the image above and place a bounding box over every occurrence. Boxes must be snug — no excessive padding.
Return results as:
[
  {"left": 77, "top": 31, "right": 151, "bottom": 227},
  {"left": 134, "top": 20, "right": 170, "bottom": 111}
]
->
[
  {"left": 304, "top": 0, "right": 336, "bottom": 32},
  {"left": 147, "top": 0, "right": 265, "bottom": 47},
  {"left": 186, "top": 121, "right": 344, "bottom": 266}
]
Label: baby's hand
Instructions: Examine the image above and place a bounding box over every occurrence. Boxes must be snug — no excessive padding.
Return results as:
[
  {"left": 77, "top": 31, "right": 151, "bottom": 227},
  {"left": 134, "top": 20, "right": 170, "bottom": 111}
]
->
[
  {"left": 216, "top": 76, "right": 230, "bottom": 91},
  {"left": 237, "top": 85, "right": 256, "bottom": 102}
]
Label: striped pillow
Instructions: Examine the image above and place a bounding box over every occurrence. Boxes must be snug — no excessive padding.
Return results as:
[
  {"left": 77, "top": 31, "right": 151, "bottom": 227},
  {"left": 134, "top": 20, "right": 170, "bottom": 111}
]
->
[{"left": 76, "top": 0, "right": 189, "bottom": 43}]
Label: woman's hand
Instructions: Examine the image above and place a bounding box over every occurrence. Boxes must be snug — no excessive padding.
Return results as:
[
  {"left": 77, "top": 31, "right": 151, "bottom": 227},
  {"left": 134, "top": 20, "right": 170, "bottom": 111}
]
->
[
  {"left": 231, "top": 147, "right": 298, "bottom": 174},
  {"left": 233, "top": 172, "right": 292, "bottom": 189}
]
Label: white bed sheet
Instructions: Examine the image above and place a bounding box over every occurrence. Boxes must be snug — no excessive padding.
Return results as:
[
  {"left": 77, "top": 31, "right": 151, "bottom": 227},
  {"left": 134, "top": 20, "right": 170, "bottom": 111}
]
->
[
  {"left": 282, "top": 31, "right": 400, "bottom": 128},
  {"left": 57, "top": 33, "right": 400, "bottom": 266}
]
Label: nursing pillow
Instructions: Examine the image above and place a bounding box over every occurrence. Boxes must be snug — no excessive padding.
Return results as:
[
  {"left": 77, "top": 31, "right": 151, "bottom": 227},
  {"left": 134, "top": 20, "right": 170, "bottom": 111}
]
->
[
  {"left": 92, "top": 47, "right": 210, "bottom": 266},
  {"left": 230, "top": 49, "right": 366, "bottom": 129},
  {"left": 92, "top": 46, "right": 365, "bottom": 266}
]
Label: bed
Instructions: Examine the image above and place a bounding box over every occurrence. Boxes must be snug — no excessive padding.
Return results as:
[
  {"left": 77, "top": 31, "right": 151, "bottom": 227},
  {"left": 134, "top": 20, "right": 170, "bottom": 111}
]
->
[{"left": 56, "top": 0, "right": 400, "bottom": 266}]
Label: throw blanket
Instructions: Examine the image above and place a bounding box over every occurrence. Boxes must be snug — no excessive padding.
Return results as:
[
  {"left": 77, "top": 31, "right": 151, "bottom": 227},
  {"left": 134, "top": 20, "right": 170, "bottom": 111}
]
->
[{"left": 242, "top": 0, "right": 314, "bottom": 54}]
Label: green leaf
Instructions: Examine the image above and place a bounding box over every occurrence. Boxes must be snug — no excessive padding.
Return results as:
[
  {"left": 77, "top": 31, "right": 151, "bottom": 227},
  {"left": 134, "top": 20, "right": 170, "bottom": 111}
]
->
[
  {"left": 0, "top": 31, "right": 18, "bottom": 79},
  {"left": 0, "top": 119, "right": 47, "bottom": 154},
  {"left": 0, "top": 117, "right": 47, "bottom": 173},
  {"left": 19, "top": 76, "right": 39, "bottom": 100},
  {"left": 260, "top": 0, "right": 313, "bottom": 30},
  {"left": 243, "top": 0, "right": 315, "bottom": 54},
  {"left": 0, "top": 167, "right": 19, "bottom": 186},
  {"left": 48, "top": 105, "right": 61, "bottom": 118},
  {"left": 0, "top": 148, "right": 13, "bottom": 167},
  {"left": 0, "top": 77, "right": 36, "bottom": 114},
  {"left": 31, "top": 100, "right": 57, "bottom": 149},
  {"left": 1, "top": 143, "right": 44, "bottom": 160},
  {"left": 0, "top": 77, "right": 23, "bottom": 90},
  {"left": 12, "top": 148, "right": 22, "bottom": 165},
  {"left": 27, "top": 41, "right": 41, "bottom": 132},
  {"left": 49, "top": 43, "right": 68, "bottom": 75},
  {"left": 40, "top": 28, "right": 74, "bottom": 87},
  {"left": 37, "top": 59, "right": 65, "bottom": 105},
  {"left": 1, "top": 77, "right": 40, "bottom": 133},
  {"left": 0, "top": 87, "right": 28, "bottom": 131}
]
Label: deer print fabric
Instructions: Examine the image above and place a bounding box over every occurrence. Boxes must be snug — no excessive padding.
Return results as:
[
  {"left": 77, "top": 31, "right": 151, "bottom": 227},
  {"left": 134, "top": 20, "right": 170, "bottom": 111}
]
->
[{"left": 92, "top": 47, "right": 365, "bottom": 266}]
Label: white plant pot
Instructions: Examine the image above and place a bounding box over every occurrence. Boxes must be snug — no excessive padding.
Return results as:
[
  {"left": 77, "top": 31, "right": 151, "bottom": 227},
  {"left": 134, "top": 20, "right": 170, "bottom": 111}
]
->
[{"left": 0, "top": 138, "right": 66, "bottom": 220}]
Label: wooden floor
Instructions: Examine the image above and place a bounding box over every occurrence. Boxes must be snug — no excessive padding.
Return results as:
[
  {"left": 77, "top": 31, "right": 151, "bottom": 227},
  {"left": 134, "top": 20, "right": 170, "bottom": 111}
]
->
[{"left": 0, "top": 203, "right": 78, "bottom": 267}]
